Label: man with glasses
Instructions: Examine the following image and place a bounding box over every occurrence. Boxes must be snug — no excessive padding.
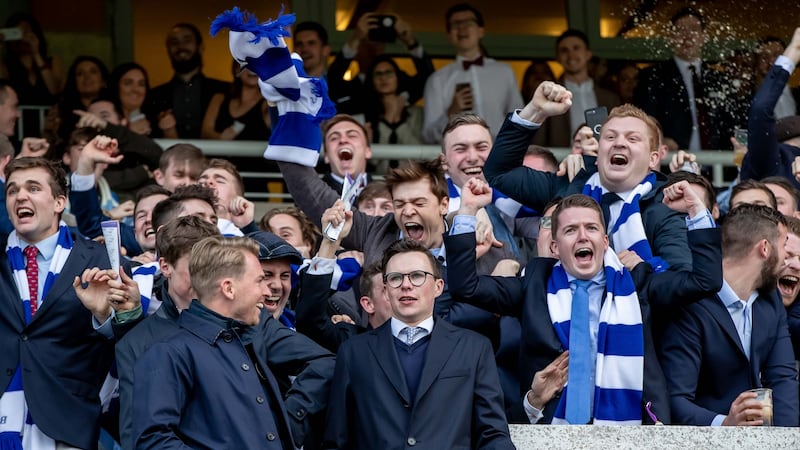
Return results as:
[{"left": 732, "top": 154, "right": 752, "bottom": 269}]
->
[
  {"left": 422, "top": 2, "right": 522, "bottom": 143},
  {"left": 324, "top": 238, "right": 515, "bottom": 449}
]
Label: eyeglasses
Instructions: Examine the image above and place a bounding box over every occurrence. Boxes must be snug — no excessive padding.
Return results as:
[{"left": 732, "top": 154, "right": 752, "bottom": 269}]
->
[
  {"left": 384, "top": 270, "right": 435, "bottom": 288},
  {"left": 539, "top": 216, "right": 552, "bottom": 230}
]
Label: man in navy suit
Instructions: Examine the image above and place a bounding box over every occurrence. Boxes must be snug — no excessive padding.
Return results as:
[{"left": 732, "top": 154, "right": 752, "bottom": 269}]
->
[
  {"left": 446, "top": 179, "right": 722, "bottom": 424},
  {"left": 659, "top": 204, "right": 799, "bottom": 426},
  {"left": 324, "top": 238, "right": 515, "bottom": 449},
  {"left": 0, "top": 157, "right": 137, "bottom": 449}
]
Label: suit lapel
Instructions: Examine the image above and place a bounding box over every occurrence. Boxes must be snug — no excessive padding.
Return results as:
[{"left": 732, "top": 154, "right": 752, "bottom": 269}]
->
[
  {"left": 748, "top": 296, "right": 771, "bottom": 383},
  {"left": 414, "top": 321, "right": 457, "bottom": 403},
  {"left": 368, "top": 325, "right": 411, "bottom": 403},
  {"left": 705, "top": 296, "right": 747, "bottom": 358}
]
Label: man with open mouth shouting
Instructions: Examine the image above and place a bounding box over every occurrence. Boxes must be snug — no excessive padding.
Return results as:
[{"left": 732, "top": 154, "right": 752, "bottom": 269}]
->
[{"left": 485, "top": 81, "right": 692, "bottom": 274}]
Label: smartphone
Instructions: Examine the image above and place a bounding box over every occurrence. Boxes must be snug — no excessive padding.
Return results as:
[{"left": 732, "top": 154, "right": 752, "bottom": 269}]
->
[
  {"left": 584, "top": 106, "right": 608, "bottom": 139},
  {"left": 368, "top": 15, "right": 397, "bottom": 43},
  {"left": 455, "top": 82, "right": 472, "bottom": 93},
  {"left": 0, "top": 27, "right": 23, "bottom": 41},
  {"left": 129, "top": 109, "right": 146, "bottom": 123}
]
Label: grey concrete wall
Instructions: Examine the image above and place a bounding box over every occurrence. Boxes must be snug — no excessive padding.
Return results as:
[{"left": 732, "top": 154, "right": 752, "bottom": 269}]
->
[{"left": 509, "top": 424, "right": 799, "bottom": 449}]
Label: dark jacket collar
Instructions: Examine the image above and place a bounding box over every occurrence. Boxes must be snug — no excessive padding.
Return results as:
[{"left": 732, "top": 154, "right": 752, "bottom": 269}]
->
[{"left": 181, "top": 300, "right": 252, "bottom": 345}]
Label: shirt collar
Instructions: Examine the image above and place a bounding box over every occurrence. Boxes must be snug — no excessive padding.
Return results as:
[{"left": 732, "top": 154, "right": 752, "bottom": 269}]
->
[
  {"left": 566, "top": 267, "right": 606, "bottom": 286},
  {"left": 674, "top": 56, "right": 701, "bottom": 73},
  {"left": 20, "top": 229, "right": 61, "bottom": 261},
  {"left": 718, "top": 279, "right": 758, "bottom": 309},
  {"left": 391, "top": 316, "right": 435, "bottom": 338}
]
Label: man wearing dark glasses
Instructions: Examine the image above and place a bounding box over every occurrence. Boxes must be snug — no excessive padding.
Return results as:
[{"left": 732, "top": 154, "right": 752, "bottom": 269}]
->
[{"left": 324, "top": 238, "right": 515, "bottom": 449}]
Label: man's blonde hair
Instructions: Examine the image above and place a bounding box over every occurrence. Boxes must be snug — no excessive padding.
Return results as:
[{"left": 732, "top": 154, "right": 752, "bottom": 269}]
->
[
  {"left": 606, "top": 104, "right": 660, "bottom": 154},
  {"left": 189, "top": 236, "right": 260, "bottom": 301}
]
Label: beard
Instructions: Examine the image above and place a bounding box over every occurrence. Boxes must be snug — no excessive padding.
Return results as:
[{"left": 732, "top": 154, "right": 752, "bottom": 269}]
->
[
  {"left": 170, "top": 51, "right": 202, "bottom": 75},
  {"left": 758, "top": 244, "right": 781, "bottom": 292}
]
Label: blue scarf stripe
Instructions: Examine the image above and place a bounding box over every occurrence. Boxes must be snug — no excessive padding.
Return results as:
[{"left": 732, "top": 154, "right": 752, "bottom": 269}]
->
[
  {"left": 604, "top": 266, "right": 636, "bottom": 296},
  {"left": 597, "top": 324, "right": 645, "bottom": 356},
  {"left": 552, "top": 319, "right": 571, "bottom": 349},
  {"left": 269, "top": 111, "right": 326, "bottom": 149},
  {"left": 446, "top": 177, "right": 538, "bottom": 218},
  {"left": 594, "top": 388, "right": 644, "bottom": 421}
]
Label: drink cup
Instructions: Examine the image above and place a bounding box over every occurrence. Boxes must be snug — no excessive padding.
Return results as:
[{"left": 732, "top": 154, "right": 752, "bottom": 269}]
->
[{"left": 747, "top": 388, "right": 772, "bottom": 426}]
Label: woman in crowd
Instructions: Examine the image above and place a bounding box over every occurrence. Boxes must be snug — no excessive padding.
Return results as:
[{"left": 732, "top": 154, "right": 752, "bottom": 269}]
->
[
  {"left": 201, "top": 60, "right": 271, "bottom": 140},
  {"left": 364, "top": 54, "right": 424, "bottom": 146},
  {"left": 109, "top": 62, "right": 156, "bottom": 136},
  {"left": 1, "top": 12, "right": 65, "bottom": 137},
  {"left": 520, "top": 59, "right": 555, "bottom": 101},
  {"left": 44, "top": 55, "right": 109, "bottom": 142}
]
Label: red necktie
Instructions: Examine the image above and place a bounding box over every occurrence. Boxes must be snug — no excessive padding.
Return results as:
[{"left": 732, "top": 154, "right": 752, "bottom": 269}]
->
[
  {"left": 462, "top": 56, "right": 484, "bottom": 70},
  {"left": 24, "top": 246, "right": 39, "bottom": 316}
]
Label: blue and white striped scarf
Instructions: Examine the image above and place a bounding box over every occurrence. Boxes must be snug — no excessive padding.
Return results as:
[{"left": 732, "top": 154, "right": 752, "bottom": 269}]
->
[
  {"left": 582, "top": 172, "right": 667, "bottom": 273},
  {"left": 0, "top": 223, "right": 73, "bottom": 449},
  {"left": 546, "top": 249, "right": 643, "bottom": 425},
  {"left": 211, "top": 7, "right": 336, "bottom": 167}
]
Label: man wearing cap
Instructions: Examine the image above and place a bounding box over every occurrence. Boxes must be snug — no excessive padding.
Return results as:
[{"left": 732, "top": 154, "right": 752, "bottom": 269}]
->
[
  {"left": 247, "top": 230, "right": 304, "bottom": 328},
  {"left": 117, "top": 217, "right": 334, "bottom": 449},
  {"left": 741, "top": 27, "right": 800, "bottom": 189}
]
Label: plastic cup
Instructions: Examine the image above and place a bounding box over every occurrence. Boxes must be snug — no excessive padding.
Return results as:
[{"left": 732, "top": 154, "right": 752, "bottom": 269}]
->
[{"left": 747, "top": 388, "right": 772, "bottom": 426}]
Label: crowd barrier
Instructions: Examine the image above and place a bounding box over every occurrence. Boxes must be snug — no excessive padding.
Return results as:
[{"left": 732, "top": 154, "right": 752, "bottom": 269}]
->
[
  {"left": 153, "top": 138, "right": 743, "bottom": 201},
  {"left": 508, "top": 424, "right": 799, "bottom": 449}
]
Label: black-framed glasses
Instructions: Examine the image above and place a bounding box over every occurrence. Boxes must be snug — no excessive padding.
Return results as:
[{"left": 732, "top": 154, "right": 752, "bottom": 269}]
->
[{"left": 383, "top": 270, "right": 435, "bottom": 288}]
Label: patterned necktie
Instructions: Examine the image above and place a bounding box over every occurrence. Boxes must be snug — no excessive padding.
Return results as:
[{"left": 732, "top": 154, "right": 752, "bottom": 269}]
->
[
  {"left": 689, "top": 64, "right": 712, "bottom": 149},
  {"left": 24, "top": 246, "right": 39, "bottom": 316},
  {"left": 404, "top": 326, "right": 425, "bottom": 345},
  {"left": 566, "top": 279, "right": 593, "bottom": 424}
]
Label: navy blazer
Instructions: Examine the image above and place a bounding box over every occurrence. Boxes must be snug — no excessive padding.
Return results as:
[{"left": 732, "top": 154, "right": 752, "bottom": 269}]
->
[
  {"left": 324, "top": 319, "right": 515, "bottom": 450},
  {"left": 444, "top": 228, "right": 723, "bottom": 424},
  {"left": 659, "top": 288, "right": 799, "bottom": 426},
  {"left": 740, "top": 63, "right": 800, "bottom": 189},
  {"left": 484, "top": 116, "right": 692, "bottom": 271},
  {"left": 634, "top": 58, "right": 737, "bottom": 150},
  {"left": 0, "top": 236, "right": 114, "bottom": 449}
]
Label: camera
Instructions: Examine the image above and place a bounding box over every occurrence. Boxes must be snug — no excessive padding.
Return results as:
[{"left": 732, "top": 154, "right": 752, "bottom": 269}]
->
[{"left": 368, "top": 15, "right": 397, "bottom": 43}]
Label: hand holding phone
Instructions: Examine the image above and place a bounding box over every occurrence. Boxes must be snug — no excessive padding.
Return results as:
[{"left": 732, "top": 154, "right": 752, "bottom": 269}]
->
[
  {"left": 0, "top": 28, "right": 23, "bottom": 41},
  {"left": 584, "top": 107, "right": 608, "bottom": 140}
]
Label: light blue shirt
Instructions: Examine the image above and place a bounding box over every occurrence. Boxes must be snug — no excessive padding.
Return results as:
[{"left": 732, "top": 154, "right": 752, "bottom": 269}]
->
[{"left": 710, "top": 280, "right": 757, "bottom": 426}]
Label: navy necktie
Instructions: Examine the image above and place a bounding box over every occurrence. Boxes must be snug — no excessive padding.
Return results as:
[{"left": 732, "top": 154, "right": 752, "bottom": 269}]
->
[{"left": 565, "top": 279, "right": 593, "bottom": 424}]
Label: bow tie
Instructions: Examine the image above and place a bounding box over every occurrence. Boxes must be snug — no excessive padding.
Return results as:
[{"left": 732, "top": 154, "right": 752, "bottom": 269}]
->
[{"left": 462, "top": 56, "right": 484, "bottom": 70}]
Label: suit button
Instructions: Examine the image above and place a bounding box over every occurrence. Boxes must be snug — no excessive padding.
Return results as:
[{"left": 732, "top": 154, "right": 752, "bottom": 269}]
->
[
  {"left": 5, "top": 369, "right": 12, "bottom": 376},
  {"left": 266, "top": 432, "right": 276, "bottom": 441},
  {"left": 222, "top": 332, "right": 233, "bottom": 343},
  {"left": 402, "top": 402, "right": 410, "bottom": 408},
  {"left": 256, "top": 396, "right": 265, "bottom": 404},
  {"left": 241, "top": 363, "right": 250, "bottom": 371},
  {"left": 296, "top": 409, "right": 305, "bottom": 417},
  {"left": 407, "top": 437, "right": 416, "bottom": 446},
  {"left": 20, "top": 334, "right": 28, "bottom": 341}
]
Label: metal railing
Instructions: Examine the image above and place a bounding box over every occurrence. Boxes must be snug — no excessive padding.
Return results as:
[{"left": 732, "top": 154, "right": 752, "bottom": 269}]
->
[
  {"left": 13, "top": 108, "right": 740, "bottom": 200},
  {"left": 153, "top": 139, "right": 741, "bottom": 200}
]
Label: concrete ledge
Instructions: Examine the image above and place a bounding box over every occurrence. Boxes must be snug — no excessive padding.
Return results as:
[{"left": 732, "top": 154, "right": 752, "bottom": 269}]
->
[{"left": 509, "top": 424, "right": 799, "bottom": 449}]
